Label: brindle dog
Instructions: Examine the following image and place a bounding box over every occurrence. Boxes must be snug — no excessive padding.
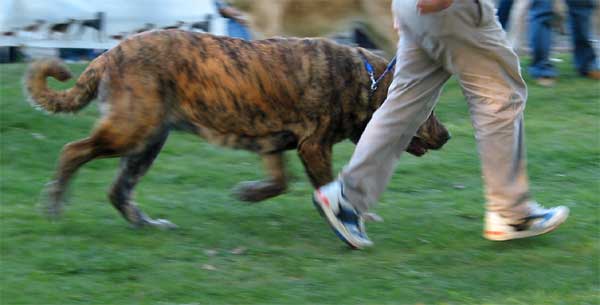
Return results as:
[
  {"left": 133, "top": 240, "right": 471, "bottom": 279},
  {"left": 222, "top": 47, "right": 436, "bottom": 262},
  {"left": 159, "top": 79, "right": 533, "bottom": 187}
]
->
[{"left": 25, "top": 30, "right": 450, "bottom": 228}]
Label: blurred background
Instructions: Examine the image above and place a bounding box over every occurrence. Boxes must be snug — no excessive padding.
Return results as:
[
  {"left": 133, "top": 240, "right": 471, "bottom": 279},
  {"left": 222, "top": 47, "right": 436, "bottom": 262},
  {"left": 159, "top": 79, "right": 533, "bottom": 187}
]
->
[
  {"left": 1, "top": 0, "right": 598, "bottom": 62},
  {"left": 0, "top": 0, "right": 223, "bottom": 61},
  {"left": 0, "top": 0, "right": 396, "bottom": 62}
]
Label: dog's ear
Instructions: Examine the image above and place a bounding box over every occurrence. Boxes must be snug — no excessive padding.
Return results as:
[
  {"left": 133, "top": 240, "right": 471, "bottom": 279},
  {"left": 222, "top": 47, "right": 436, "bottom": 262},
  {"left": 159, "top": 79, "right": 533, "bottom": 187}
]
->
[{"left": 355, "top": 47, "right": 371, "bottom": 59}]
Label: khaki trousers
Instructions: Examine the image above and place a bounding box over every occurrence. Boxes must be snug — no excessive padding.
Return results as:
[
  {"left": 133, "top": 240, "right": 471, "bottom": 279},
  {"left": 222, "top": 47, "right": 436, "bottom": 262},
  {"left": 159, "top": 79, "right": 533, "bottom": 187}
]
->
[{"left": 341, "top": 0, "right": 531, "bottom": 222}]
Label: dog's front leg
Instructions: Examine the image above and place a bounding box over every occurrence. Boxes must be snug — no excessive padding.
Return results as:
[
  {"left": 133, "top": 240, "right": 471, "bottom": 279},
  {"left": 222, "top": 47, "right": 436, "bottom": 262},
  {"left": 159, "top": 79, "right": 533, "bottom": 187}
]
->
[{"left": 297, "top": 138, "right": 334, "bottom": 188}]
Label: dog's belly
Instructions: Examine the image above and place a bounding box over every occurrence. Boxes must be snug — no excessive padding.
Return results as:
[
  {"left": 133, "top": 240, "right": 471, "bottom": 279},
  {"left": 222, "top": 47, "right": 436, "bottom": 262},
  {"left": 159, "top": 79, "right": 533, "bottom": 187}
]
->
[
  {"left": 172, "top": 84, "right": 306, "bottom": 153},
  {"left": 171, "top": 119, "right": 299, "bottom": 154}
]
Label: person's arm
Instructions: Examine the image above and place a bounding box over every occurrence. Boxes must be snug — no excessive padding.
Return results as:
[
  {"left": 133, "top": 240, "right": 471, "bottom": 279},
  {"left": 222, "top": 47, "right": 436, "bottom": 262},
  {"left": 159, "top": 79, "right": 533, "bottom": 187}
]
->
[{"left": 416, "top": 0, "right": 454, "bottom": 15}]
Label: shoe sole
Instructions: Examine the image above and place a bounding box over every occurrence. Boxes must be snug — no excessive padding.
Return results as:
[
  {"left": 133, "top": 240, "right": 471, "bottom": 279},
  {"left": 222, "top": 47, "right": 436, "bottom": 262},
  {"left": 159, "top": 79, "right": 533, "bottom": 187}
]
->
[
  {"left": 312, "top": 191, "right": 369, "bottom": 249},
  {"left": 484, "top": 208, "right": 569, "bottom": 241}
]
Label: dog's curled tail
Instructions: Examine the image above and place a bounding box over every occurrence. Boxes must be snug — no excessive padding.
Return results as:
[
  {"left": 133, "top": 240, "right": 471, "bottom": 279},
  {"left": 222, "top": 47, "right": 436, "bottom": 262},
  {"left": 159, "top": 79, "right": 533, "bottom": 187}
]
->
[{"left": 24, "top": 56, "right": 106, "bottom": 113}]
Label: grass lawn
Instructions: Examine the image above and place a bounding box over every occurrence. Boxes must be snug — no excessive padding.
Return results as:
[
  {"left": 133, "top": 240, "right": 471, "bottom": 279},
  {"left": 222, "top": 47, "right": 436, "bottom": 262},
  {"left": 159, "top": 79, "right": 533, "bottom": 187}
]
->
[{"left": 0, "top": 58, "right": 598, "bottom": 305}]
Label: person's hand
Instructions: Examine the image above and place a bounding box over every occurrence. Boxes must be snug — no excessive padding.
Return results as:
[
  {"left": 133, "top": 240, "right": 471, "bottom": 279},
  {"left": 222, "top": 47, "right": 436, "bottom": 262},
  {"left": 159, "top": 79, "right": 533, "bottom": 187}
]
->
[{"left": 416, "top": 0, "right": 454, "bottom": 15}]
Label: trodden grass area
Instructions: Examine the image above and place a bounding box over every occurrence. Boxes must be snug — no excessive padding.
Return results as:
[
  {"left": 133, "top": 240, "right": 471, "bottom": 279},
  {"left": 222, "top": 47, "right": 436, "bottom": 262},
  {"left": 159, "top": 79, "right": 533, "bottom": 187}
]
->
[{"left": 0, "top": 58, "right": 598, "bottom": 305}]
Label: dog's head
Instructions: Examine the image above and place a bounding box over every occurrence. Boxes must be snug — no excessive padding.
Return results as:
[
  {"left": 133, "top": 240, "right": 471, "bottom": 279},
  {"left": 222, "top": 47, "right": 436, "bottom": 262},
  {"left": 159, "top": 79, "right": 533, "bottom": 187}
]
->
[
  {"left": 406, "top": 111, "right": 451, "bottom": 156},
  {"left": 349, "top": 111, "right": 450, "bottom": 156},
  {"left": 354, "top": 49, "right": 450, "bottom": 156}
]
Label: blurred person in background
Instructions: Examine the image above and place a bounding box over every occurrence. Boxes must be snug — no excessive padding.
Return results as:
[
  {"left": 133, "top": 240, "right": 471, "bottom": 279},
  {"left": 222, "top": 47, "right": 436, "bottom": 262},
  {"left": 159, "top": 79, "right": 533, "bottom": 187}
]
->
[
  {"left": 312, "top": 0, "right": 569, "bottom": 249},
  {"left": 496, "top": 0, "right": 531, "bottom": 51},
  {"left": 529, "top": 0, "right": 600, "bottom": 86},
  {"left": 497, "top": 0, "right": 516, "bottom": 28},
  {"left": 215, "top": 0, "right": 252, "bottom": 40}
]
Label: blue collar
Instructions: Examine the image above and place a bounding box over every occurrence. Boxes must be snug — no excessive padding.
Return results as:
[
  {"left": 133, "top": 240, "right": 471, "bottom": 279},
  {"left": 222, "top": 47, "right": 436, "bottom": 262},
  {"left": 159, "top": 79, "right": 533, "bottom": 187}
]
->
[{"left": 359, "top": 52, "right": 397, "bottom": 93}]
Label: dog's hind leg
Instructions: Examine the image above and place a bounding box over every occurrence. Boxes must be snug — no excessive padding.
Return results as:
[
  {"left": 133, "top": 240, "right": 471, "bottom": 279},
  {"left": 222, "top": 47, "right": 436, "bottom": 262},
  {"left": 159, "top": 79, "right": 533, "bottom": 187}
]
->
[
  {"left": 44, "top": 121, "right": 144, "bottom": 218},
  {"left": 45, "top": 104, "right": 167, "bottom": 219},
  {"left": 44, "top": 137, "right": 101, "bottom": 217},
  {"left": 108, "top": 130, "right": 176, "bottom": 229},
  {"left": 232, "top": 153, "right": 288, "bottom": 202}
]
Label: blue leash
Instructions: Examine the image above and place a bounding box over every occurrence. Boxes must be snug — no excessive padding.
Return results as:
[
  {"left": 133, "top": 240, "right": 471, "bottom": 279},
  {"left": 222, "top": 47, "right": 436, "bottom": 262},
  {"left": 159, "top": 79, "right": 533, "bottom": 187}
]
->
[{"left": 359, "top": 52, "right": 397, "bottom": 93}]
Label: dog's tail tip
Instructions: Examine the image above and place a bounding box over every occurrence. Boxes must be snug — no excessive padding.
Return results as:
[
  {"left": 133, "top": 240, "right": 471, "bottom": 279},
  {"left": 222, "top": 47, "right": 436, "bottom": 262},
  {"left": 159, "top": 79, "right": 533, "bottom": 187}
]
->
[
  {"left": 24, "top": 57, "right": 102, "bottom": 113},
  {"left": 28, "top": 58, "right": 72, "bottom": 81}
]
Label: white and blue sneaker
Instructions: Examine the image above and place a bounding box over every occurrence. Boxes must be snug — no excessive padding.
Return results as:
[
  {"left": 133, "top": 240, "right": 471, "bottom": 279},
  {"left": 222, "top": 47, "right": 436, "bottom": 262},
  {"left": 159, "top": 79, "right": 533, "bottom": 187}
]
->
[
  {"left": 484, "top": 202, "right": 569, "bottom": 241},
  {"left": 313, "top": 181, "right": 373, "bottom": 249}
]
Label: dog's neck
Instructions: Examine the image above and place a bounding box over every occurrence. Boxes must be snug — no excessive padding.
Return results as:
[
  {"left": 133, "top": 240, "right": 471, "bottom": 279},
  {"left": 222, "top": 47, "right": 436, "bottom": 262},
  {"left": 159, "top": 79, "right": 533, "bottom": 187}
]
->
[{"left": 346, "top": 50, "right": 395, "bottom": 143}]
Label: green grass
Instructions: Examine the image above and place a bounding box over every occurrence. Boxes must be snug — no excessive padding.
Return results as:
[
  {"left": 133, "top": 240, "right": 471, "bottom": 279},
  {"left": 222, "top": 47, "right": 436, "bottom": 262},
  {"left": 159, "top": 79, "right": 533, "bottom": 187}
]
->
[{"left": 0, "top": 58, "right": 598, "bottom": 305}]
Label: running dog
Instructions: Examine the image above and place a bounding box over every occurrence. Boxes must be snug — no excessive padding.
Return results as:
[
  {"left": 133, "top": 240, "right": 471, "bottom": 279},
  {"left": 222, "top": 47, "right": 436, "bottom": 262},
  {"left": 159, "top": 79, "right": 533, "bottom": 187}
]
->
[{"left": 25, "top": 30, "right": 450, "bottom": 228}]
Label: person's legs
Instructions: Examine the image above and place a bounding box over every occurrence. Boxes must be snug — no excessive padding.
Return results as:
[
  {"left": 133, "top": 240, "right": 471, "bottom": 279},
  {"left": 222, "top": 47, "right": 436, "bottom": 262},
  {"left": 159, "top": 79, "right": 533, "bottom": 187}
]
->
[
  {"left": 312, "top": 28, "right": 451, "bottom": 248},
  {"left": 340, "top": 35, "right": 451, "bottom": 214},
  {"left": 528, "top": 0, "right": 557, "bottom": 79},
  {"left": 420, "top": 0, "right": 531, "bottom": 221},
  {"left": 431, "top": 0, "right": 568, "bottom": 239},
  {"left": 565, "top": 0, "right": 599, "bottom": 76},
  {"left": 314, "top": 0, "right": 569, "bottom": 248},
  {"left": 446, "top": 33, "right": 530, "bottom": 222}
]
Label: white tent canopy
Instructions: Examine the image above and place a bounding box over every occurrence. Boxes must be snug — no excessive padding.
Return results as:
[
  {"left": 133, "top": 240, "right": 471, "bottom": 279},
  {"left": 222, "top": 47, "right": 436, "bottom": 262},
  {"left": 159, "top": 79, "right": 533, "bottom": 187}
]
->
[{"left": 0, "top": 0, "right": 225, "bottom": 48}]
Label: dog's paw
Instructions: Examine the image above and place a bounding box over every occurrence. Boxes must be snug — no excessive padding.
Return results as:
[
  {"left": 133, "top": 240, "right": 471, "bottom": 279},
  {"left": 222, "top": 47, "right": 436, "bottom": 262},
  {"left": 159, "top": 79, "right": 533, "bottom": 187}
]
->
[
  {"left": 143, "top": 218, "right": 178, "bottom": 230},
  {"left": 39, "top": 181, "right": 65, "bottom": 221},
  {"left": 43, "top": 202, "right": 64, "bottom": 221}
]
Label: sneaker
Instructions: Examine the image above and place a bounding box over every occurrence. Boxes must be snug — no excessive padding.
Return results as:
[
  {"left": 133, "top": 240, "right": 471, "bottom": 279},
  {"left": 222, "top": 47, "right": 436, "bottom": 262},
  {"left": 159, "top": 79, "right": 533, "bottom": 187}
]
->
[
  {"left": 484, "top": 202, "right": 569, "bottom": 241},
  {"left": 312, "top": 181, "right": 373, "bottom": 249}
]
